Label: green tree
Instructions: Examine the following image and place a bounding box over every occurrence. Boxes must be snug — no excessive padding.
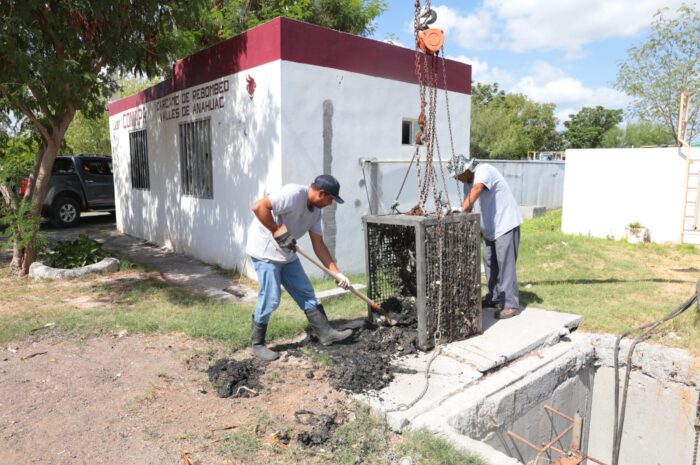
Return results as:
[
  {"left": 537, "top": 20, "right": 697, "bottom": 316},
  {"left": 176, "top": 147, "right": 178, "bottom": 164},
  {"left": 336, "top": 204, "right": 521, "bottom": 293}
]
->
[
  {"left": 64, "top": 75, "right": 161, "bottom": 156},
  {"left": 0, "top": 120, "right": 42, "bottom": 269},
  {"left": 601, "top": 120, "right": 675, "bottom": 148},
  {"left": 63, "top": 110, "right": 111, "bottom": 155},
  {"left": 563, "top": 106, "right": 624, "bottom": 148},
  {"left": 204, "top": 0, "right": 387, "bottom": 44},
  {"left": 0, "top": 0, "right": 205, "bottom": 275},
  {"left": 615, "top": 3, "right": 700, "bottom": 143},
  {"left": 470, "top": 83, "right": 560, "bottom": 159}
]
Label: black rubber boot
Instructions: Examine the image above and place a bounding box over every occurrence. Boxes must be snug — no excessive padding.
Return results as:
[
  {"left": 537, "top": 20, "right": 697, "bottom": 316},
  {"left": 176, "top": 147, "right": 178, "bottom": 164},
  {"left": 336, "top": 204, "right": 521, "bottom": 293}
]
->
[
  {"left": 251, "top": 317, "right": 279, "bottom": 361},
  {"left": 305, "top": 307, "right": 353, "bottom": 346}
]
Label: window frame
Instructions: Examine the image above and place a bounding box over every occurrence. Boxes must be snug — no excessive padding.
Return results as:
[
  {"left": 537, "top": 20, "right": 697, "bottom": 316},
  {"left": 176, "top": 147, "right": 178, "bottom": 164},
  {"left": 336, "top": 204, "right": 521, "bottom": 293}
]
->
[
  {"left": 401, "top": 118, "right": 422, "bottom": 146},
  {"left": 178, "top": 117, "right": 213, "bottom": 199},
  {"left": 129, "top": 128, "right": 150, "bottom": 190}
]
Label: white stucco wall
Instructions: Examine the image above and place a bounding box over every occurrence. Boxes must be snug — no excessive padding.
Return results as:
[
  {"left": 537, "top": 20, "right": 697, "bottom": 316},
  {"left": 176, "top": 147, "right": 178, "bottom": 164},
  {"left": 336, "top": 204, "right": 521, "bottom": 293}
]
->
[
  {"left": 280, "top": 60, "right": 471, "bottom": 276},
  {"left": 561, "top": 147, "right": 687, "bottom": 243},
  {"left": 109, "top": 58, "right": 470, "bottom": 278},
  {"left": 109, "top": 61, "right": 283, "bottom": 271}
]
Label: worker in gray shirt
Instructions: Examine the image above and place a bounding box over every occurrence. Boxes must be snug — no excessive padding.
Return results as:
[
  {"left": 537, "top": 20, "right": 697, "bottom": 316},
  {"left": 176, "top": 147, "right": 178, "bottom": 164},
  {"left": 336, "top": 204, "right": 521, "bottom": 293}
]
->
[
  {"left": 448, "top": 155, "right": 523, "bottom": 319},
  {"left": 245, "top": 175, "right": 353, "bottom": 361}
]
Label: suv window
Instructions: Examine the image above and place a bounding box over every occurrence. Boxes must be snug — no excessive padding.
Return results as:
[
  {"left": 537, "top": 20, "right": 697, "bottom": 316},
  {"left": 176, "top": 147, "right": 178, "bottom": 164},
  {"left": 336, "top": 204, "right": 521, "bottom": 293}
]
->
[
  {"left": 82, "top": 159, "right": 113, "bottom": 176},
  {"left": 52, "top": 158, "right": 75, "bottom": 174}
]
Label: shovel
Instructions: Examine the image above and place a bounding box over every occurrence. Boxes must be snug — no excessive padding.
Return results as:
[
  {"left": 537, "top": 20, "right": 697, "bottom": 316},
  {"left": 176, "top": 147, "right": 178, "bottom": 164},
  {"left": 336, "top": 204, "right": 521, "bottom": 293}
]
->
[{"left": 294, "top": 246, "right": 398, "bottom": 326}]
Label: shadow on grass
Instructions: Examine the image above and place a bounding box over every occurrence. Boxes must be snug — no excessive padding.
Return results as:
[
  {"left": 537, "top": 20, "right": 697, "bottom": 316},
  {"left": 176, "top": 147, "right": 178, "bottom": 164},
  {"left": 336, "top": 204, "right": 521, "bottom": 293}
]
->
[
  {"left": 527, "top": 277, "right": 694, "bottom": 286},
  {"left": 520, "top": 290, "right": 543, "bottom": 307},
  {"left": 90, "top": 275, "right": 215, "bottom": 308}
]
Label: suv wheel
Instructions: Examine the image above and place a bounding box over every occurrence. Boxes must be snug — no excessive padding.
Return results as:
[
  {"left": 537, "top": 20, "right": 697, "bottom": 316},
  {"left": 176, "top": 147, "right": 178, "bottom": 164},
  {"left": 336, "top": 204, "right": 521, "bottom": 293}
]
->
[{"left": 51, "top": 196, "right": 81, "bottom": 228}]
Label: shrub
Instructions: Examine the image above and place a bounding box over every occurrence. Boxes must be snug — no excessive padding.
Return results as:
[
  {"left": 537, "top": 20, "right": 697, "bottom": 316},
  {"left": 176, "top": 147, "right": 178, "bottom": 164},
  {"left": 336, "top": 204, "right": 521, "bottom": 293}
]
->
[{"left": 43, "top": 234, "right": 106, "bottom": 269}]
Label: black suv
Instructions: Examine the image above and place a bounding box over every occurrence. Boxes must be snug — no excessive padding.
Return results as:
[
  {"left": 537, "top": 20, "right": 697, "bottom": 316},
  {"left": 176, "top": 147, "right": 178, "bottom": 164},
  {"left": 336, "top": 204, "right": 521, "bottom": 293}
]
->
[{"left": 30, "top": 155, "right": 115, "bottom": 227}]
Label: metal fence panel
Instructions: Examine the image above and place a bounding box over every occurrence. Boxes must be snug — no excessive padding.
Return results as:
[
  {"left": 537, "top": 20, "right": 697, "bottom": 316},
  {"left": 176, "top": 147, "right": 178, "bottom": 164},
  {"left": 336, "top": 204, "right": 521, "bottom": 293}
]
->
[{"left": 486, "top": 160, "right": 565, "bottom": 209}]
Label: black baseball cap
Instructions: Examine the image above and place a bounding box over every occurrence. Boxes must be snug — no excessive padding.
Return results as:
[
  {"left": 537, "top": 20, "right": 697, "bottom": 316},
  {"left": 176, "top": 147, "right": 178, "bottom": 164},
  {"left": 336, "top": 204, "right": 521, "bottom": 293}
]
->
[{"left": 312, "top": 174, "right": 344, "bottom": 204}]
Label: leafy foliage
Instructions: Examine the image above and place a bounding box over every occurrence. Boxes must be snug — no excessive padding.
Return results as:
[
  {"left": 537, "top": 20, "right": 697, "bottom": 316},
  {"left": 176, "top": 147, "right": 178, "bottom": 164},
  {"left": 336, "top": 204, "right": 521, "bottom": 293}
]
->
[
  {"left": 600, "top": 120, "right": 675, "bottom": 148},
  {"left": 64, "top": 75, "right": 160, "bottom": 156},
  {"left": 471, "top": 82, "right": 561, "bottom": 159},
  {"left": 201, "top": 0, "right": 387, "bottom": 46},
  {"left": 0, "top": 0, "right": 207, "bottom": 274},
  {"left": 43, "top": 234, "right": 106, "bottom": 269},
  {"left": 563, "top": 106, "right": 624, "bottom": 148},
  {"left": 615, "top": 3, "right": 700, "bottom": 142},
  {"left": 63, "top": 110, "right": 111, "bottom": 155},
  {"left": 1, "top": 199, "right": 48, "bottom": 256},
  {"left": 0, "top": 133, "right": 47, "bottom": 258}
]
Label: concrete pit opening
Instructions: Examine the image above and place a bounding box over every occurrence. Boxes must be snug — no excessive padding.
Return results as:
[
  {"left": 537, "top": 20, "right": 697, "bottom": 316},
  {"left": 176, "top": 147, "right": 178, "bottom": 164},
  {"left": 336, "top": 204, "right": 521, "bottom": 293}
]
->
[{"left": 364, "top": 318, "right": 699, "bottom": 465}]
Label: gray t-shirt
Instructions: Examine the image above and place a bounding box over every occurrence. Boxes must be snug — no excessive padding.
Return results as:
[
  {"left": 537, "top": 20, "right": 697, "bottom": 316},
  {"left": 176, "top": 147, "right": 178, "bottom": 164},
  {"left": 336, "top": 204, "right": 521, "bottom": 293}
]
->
[
  {"left": 246, "top": 184, "right": 323, "bottom": 263},
  {"left": 464, "top": 164, "right": 522, "bottom": 241}
]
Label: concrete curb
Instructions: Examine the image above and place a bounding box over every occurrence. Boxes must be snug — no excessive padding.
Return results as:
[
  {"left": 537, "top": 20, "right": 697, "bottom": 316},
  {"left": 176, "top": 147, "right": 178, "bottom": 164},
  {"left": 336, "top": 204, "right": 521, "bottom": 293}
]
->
[{"left": 28, "top": 257, "right": 120, "bottom": 280}]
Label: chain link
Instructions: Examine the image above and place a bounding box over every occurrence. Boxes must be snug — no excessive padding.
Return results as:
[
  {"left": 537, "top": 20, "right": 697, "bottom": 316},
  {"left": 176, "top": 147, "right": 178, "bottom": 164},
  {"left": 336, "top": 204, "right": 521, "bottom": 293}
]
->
[{"left": 440, "top": 45, "right": 463, "bottom": 205}]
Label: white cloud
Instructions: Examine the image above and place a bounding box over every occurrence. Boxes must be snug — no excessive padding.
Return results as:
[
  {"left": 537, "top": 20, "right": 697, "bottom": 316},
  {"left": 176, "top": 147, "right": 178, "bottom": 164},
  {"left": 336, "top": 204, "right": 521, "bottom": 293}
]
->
[
  {"left": 431, "top": 5, "right": 497, "bottom": 50},
  {"left": 432, "top": 0, "right": 687, "bottom": 53},
  {"left": 448, "top": 54, "right": 516, "bottom": 87},
  {"left": 509, "top": 61, "right": 630, "bottom": 122}
]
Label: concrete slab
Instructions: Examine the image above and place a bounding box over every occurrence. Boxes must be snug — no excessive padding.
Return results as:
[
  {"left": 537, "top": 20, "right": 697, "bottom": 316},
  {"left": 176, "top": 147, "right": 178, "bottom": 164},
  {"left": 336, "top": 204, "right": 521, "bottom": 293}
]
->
[
  {"left": 360, "top": 350, "right": 483, "bottom": 429},
  {"left": 360, "top": 307, "right": 583, "bottom": 434},
  {"left": 412, "top": 334, "right": 595, "bottom": 465},
  {"left": 443, "top": 307, "right": 582, "bottom": 372},
  {"left": 316, "top": 284, "right": 367, "bottom": 302}
]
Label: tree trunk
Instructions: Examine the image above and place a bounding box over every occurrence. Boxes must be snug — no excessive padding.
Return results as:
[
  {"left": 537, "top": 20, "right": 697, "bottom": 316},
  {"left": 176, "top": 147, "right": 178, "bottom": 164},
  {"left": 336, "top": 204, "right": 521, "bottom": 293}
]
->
[
  {"left": 19, "top": 112, "right": 75, "bottom": 276},
  {"left": 11, "top": 242, "right": 22, "bottom": 270},
  {"left": 0, "top": 184, "right": 22, "bottom": 270}
]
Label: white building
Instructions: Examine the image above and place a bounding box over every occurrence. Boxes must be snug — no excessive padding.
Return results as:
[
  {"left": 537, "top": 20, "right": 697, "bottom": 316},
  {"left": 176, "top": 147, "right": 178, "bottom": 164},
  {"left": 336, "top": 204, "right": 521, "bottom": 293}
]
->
[
  {"left": 562, "top": 146, "right": 700, "bottom": 244},
  {"left": 108, "top": 17, "right": 472, "bottom": 277}
]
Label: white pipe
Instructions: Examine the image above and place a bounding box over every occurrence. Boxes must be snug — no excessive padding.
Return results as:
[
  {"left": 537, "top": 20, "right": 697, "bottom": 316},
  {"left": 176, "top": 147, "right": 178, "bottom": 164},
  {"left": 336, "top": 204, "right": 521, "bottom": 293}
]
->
[{"left": 358, "top": 158, "right": 565, "bottom": 165}]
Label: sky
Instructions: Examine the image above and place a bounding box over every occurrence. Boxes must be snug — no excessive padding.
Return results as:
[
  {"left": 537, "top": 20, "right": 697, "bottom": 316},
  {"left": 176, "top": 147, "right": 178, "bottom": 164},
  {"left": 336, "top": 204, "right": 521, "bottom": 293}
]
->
[{"left": 370, "top": 0, "right": 693, "bottom": 124}]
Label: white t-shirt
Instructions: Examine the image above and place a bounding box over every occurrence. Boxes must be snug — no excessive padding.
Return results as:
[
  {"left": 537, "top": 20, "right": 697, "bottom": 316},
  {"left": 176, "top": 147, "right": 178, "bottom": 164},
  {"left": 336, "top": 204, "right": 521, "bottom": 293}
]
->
[
  {"left": 464, "top": 164, "right": 522, "bottom": 241},
  {"left": 245, "top": 184, "right": 323, "bottom": 263}
]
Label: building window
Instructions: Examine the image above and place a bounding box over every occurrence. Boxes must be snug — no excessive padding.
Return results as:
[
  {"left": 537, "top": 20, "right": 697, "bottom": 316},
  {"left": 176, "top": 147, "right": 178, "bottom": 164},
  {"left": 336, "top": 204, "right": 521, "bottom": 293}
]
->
[
  {"left": 129, "top": 130, "right": 150, "bottom": 189},
  {"left": 179, "top": 118, "right": 213, "bottom": 198},
  {"left": 401, "top": 119, "right": 422, "bottom": 145}
]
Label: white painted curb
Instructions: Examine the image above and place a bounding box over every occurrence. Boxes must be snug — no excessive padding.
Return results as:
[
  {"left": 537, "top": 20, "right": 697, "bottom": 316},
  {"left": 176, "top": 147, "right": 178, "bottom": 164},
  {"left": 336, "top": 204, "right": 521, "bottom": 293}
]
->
[{"left": 29, "top": 258, "right": 120, "bottom": 280}]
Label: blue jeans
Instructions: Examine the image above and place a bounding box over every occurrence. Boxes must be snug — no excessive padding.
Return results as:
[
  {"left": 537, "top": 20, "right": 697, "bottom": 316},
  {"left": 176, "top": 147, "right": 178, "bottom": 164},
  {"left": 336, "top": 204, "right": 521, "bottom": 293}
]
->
[{"left": 252, "top": 257, "right": 318, "bottom": 324}]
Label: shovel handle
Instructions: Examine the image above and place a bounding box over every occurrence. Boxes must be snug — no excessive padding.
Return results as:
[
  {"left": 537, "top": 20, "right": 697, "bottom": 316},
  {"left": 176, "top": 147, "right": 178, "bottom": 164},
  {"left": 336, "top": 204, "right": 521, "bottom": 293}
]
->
[{"left": 295, "top": 247, "right": 379, "bottom": 310}]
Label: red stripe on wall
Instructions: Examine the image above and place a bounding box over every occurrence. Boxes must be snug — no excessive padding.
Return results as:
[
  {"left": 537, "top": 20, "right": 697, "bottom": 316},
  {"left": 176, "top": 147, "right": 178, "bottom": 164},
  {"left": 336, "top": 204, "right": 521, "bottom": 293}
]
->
[
  {"left": 279, "top": 18, "right": 471, "bottom": 95},
  {"left": 108, "top": 19, "right": 283, "bottom": 116},
  {"left": 108, "top": 17, "right": 471, "bottom": 116}
]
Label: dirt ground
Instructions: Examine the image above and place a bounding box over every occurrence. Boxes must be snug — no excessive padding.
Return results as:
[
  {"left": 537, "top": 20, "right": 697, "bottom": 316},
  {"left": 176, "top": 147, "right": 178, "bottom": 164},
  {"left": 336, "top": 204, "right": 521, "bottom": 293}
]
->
[{"left": 0, "top": 333, "right": 358, "bottom": 465}]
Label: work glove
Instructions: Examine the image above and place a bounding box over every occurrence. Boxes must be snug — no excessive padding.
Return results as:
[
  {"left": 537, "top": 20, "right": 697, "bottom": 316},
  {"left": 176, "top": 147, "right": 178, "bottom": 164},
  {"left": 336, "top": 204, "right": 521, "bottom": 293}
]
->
[
  {"left": 335, "top": 272, "right": 351, "bottom": 290},
  {"left": 273, "top": 226, "right": 296, "bottom": 252}
]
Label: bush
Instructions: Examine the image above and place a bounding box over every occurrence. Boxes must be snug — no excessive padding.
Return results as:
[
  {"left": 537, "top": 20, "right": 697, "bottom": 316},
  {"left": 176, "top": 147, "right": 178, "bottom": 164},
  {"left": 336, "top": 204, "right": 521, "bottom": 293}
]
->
[{"left": 43, "top": 234, "right": 106, "bottom": 269}]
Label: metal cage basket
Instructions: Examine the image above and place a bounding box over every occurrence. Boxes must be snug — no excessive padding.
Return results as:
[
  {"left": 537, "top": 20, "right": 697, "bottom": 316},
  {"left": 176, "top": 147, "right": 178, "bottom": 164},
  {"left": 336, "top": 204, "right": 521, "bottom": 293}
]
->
[{"left": 363, "top": 212, "right": 482, "bottom": 350}]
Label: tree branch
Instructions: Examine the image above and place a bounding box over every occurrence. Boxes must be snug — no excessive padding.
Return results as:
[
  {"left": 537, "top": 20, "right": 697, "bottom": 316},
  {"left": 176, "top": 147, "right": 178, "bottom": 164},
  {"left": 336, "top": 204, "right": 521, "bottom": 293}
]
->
[
  {"left": 27, "top": 84, "right": 53, "bottom": 123},
  {"left": 0, "top": 83, "right": 52, "bottom": 143},
  {"left": 37, "top": 4, "right": 65, "bottom": 62}
]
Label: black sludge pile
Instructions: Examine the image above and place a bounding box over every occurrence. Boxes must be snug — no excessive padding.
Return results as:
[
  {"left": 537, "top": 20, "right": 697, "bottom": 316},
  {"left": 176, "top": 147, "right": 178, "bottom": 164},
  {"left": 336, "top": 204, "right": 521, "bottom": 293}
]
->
[
  {"left": 307, "top": 296, "right": 420, "bottom": 393},
  {"left": 207, "top": 358, "right": 264, "bottom": 398}
]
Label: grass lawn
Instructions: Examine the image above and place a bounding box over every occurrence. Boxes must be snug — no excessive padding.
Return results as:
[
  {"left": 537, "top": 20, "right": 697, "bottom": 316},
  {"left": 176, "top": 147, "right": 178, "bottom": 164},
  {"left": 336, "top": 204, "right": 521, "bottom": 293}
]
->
[
  {"left": 1, "top": 211, "right": 697, "bottom": 465},
  {"left": 1, "top": 210, "right": 698, "bottom": 352},
  {"left": 519, "top": 210, "right": 700, "bottom": 351}
]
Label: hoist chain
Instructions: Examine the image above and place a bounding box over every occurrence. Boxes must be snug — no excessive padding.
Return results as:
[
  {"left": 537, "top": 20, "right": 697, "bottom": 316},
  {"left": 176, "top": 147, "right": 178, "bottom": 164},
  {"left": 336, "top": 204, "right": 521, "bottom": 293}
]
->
[{"left": 440, "top": 45, "right": 462, "bottom": 205}]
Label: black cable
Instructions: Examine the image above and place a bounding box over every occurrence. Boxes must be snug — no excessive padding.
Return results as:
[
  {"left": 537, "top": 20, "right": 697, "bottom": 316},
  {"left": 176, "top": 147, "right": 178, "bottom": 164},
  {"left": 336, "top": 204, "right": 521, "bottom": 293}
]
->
[{"left": 612, "top": 278, "right": 700, "bottom": 465}]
